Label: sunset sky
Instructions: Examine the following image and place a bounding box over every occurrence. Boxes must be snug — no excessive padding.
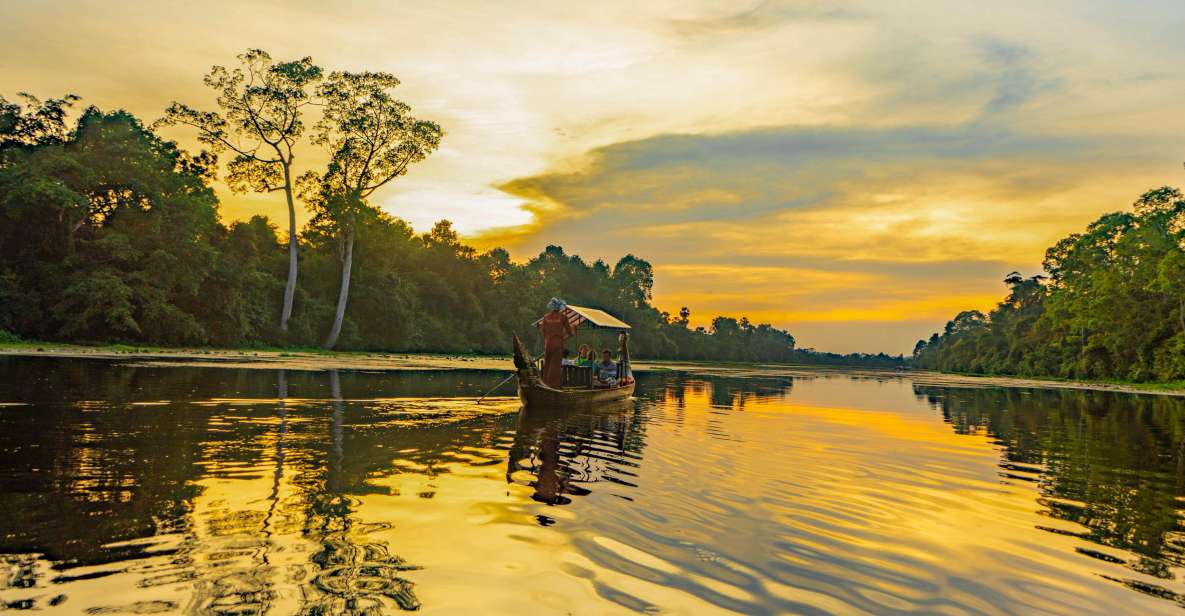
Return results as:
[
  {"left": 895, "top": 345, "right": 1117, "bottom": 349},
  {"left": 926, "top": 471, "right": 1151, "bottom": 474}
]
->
[{"left": 5, "top": 0, "right": 1184, "bottom": 353}]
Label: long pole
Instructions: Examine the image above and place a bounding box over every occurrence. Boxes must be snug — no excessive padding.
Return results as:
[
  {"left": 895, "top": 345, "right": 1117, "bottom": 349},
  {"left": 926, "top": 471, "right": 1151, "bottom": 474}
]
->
[{"left": 477, "top": 352, "right": 542, "bottom": 403}]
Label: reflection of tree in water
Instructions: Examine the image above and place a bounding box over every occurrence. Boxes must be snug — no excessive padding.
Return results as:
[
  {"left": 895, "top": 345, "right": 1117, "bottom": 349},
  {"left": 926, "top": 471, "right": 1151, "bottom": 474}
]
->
[
  {"left": 915, "top": 385, "right": 1185, "bottom": 604},
  {"left": 180, "top": 370, "right": 424, "bottom": 614},
  {"left": 296, "top": 370, "right": 420, "bottom": 614},
  {"left": 1, "top": 361, "right": 525, "bottom": 612},
  {"left": 0, "top": 365, "right": 210, "bottom": 612},
  {"left": 638, "top": 372, "right": 795, "bottom": 411},
  {"left": 186, "top": 370, "right": 288, "bottom": 615},
  {"left": 507, "top": 401, "right": 645, "bottom": 513},
  {"left": 0, "top": 358, "right": 508, "bottom": 401}
]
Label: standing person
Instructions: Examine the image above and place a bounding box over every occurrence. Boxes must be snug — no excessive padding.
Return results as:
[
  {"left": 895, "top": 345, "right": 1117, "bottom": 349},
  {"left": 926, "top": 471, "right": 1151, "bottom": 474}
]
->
[{"left": 538, "top": 298, "right": 574, "bottom": 388}]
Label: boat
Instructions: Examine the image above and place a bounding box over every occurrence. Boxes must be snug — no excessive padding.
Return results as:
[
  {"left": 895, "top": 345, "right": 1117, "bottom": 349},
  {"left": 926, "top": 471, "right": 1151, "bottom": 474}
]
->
[{"left": 512, "top": 304, "right": 635, "bottom": 409}]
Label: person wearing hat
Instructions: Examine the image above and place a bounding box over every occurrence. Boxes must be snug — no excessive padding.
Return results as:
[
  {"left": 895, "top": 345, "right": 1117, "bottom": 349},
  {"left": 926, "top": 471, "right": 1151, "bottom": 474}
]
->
[{"left": 538, "top": 298, "right": 574, "bottom": 388}]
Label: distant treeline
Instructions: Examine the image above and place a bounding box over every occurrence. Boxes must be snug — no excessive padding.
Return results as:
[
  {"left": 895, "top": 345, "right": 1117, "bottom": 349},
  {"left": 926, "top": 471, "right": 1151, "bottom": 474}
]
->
[
  {"left": 0, "top": 93, "right": 900, "bottom": 367},
  {"left": 914, "top": 187, "right": 1185, "bottom": 382}
]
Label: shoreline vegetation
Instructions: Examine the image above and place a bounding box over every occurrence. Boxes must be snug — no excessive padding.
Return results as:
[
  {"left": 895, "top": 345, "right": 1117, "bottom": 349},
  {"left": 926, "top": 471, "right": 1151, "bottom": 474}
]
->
[
  {"left": 0, "top": 339, "right": 898, "bottom": 374},
  {"left": 7, "top": 49, "right": 1180, "bottom": 386},
  {"left": 914, "top": 187, "right": 1185, "bottom": 384},
  {"left": 4, "top": 341, "right": 1185, "bottom": 397},
  {"left": 0, "top": 53, "right": 902, "bottom": 371}
]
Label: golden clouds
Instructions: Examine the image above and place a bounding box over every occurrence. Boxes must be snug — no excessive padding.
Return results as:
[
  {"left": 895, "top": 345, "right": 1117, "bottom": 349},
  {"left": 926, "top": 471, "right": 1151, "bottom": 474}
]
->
[
  {"left": 491, "top": 121, "right": 1180, "bottom": 352},
  {"left": 4, "top": 1, "right": 1185, "bottom": 352}
]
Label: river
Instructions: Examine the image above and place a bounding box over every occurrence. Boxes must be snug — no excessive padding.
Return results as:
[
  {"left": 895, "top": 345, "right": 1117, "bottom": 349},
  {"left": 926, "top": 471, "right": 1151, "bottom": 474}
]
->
[{"left": 1, "top": 357, "right": 1184, "bottom": 614}]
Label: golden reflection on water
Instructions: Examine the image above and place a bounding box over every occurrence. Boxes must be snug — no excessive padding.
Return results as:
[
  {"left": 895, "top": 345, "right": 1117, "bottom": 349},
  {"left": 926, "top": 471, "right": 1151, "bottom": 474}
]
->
[{"left": 2, "top": 362, "right": 1185, "bottom": 613}]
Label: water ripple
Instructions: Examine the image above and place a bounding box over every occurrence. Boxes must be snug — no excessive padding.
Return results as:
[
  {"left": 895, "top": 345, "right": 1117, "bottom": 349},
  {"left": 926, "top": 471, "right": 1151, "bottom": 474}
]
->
[{"left": 3, "top": 362, "right": 1185, "bottom": 613}]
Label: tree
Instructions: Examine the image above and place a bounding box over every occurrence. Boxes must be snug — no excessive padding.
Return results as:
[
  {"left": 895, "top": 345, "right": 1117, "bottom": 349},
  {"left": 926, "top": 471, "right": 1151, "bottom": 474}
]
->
[
  {"left": 0, "top": 92, "right": 79, "bottom": 152},
  {"left": 0, "top": 106, "right": 225, "bottom": 343},
  {"left": 157, "top": 49, "right": 322, "bottom": 333},
  {"left": 6, "top": 90, "right": 912, "bottom": 367},
  {"left": 916, "top": 186, "right": 1185, "bottom": 381},
  {"left": 310, "top": 71, "right": 443, "bottom": 349},
  {"left": 612, "top": 254, "right": 654, "bottom": 309}
]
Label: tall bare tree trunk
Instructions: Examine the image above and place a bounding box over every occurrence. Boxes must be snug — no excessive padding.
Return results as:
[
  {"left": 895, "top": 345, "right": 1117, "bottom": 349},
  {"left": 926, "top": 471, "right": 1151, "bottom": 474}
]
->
[
  {"left": 280, "top": 162, "right": 298, "bottom": 332},
  {"left": 323, "top": 227, "right": 354, "bottom": 349}
]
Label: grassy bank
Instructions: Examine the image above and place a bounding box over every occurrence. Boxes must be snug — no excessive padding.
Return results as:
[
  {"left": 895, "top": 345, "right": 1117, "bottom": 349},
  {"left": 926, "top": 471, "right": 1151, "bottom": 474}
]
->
[
  {"left": 5, "top": 340, "right": 1185, "bottom": 397},
  {"left": 0, "top": 340, "right": 511, "bottom": 372},
  {"left": 926, "top": 368, "right": 1185, "bottom": 392}
]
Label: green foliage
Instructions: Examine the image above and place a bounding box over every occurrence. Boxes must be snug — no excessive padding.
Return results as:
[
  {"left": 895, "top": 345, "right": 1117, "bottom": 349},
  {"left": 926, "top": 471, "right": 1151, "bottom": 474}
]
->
[
  {"left": 156, "top": 49, "right": 321, "bottom": 183},
  {"left": 0, "top": 93, "right": 900, "bottom": 367},
  {"left": 312, "top": 70, "right": 443, "bottom": 201},
  {"left": 0, "top": 92, "right": 80, "bottom": 151},
  {"left": 305, "top": 69, "right": 444, "bottom": 348},
  {"left": 1, "top": 102, "right": 228, "bottom": 344},
  {"left": 156, "top": 48, "right": 324, "bottom": 333},
  {"left": 915, "top": 187, "right": 1185, "bottom": 382}
]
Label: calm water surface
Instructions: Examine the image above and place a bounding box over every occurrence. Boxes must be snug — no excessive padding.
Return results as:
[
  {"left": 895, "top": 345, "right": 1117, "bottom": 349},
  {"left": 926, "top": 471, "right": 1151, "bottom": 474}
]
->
[{"left": 3, "top": 358, "right": 1185, "bottom": 614}]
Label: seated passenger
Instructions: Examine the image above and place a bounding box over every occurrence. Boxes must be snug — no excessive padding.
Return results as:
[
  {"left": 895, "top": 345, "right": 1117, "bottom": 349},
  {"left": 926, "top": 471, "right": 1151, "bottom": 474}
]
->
[
  {"left": 593, "top": 349, "right": 619, "bottom": 388},
  {"left": 576, "top": 344, "right": 595, "bottom": 367},
  {"left": 561, "top": 349, "right": 575, "bottom": 366}
]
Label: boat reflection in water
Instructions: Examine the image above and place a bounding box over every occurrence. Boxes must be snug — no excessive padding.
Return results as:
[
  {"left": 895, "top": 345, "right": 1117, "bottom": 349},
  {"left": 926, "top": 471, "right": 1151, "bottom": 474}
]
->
[{"left": 506, "top": 400, "right": 639, "bottom": 510}]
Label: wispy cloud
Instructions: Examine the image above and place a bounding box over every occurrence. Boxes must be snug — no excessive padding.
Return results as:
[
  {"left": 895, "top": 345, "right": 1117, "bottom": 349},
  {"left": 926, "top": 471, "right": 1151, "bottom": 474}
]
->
[
  {"left": 487, "top": 118, "right": 1176, "bottom": 351},
  {"left": 495, "top": 120, "right": 1162, "bottom": 245},
  {"left": 4, "top": 0, "right": 1184, "bottom": 352},
  {"left": 973, "top": 37, "right": 1061, "bottom": 116},
  {"left": 665, "top": 1, "right": 867, "bottom": 43}
]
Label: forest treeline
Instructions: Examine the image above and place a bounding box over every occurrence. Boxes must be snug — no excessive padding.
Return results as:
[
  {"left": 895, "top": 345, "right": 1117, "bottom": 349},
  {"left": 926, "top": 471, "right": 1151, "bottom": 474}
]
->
[
  {"left": 914, "top": 187, "right": 1185, "bottom": 382},
  {"left": 0, "top": 85, "right": 901, "bottom": 367}
]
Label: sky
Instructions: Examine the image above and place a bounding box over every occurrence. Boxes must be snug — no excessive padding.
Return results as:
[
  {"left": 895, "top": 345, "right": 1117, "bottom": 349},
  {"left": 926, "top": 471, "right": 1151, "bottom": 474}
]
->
[{"left": 4, "top": 0, "right": 1184, "bottom": 353}]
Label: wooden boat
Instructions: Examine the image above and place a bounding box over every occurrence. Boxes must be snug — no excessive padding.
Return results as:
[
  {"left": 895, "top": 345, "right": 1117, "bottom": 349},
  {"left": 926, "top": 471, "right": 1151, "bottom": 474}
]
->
[{"left": 512, "top": 304, "right": 635, "bottom": 409}]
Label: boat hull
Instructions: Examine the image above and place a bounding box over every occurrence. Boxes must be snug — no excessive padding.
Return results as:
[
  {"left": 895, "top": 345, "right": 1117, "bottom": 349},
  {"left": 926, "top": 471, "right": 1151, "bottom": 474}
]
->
[
  {"left": 517, "top": 380, "right": 635, "bottom": 410},
  {"left": 511, "top": 333, "right": 635, "bottom": 410}
]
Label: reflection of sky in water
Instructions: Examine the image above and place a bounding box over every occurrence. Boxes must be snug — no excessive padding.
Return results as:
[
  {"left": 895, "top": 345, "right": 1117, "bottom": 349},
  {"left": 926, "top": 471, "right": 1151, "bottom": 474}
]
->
[{"left": 2, "top": 358, "right": 1185, "bottom": 613}]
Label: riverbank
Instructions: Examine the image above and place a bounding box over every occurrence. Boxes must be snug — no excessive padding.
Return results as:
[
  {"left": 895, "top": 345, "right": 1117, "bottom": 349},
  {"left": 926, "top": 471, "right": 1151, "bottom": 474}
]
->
[
  {"left": 0, "top": 341, "right": 514, "bottom": 372},
  {"left": 635, "top": 361, "right": 1185, "bottom": 397},
  {"left": 4, "top": 341, "right": 1185, "bottom": 397}
]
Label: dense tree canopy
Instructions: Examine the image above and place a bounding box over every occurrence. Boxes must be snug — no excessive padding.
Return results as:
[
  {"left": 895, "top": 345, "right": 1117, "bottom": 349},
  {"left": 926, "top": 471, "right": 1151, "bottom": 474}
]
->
[
  {"left": 1, "top": 95, "right": 897, "bottom": 366},
  {"left": 914, "top": 187, "right": 1185, "bottom": 382}
]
